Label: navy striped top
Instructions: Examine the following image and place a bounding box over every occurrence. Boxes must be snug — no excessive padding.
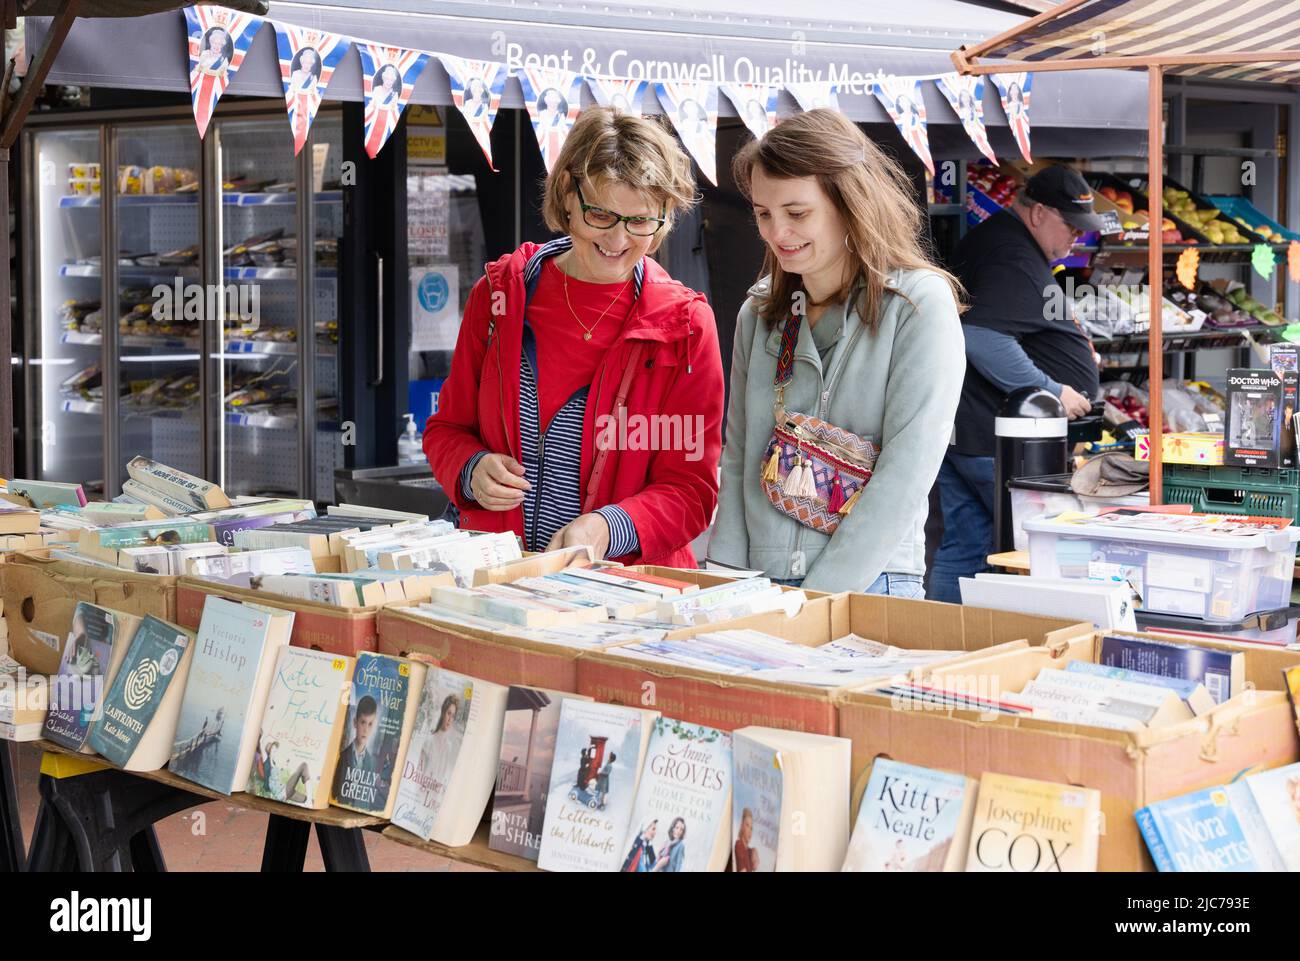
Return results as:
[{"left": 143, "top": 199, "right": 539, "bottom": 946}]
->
[{"left": 459, "top": 238, "right": 640, "bottom": 558}]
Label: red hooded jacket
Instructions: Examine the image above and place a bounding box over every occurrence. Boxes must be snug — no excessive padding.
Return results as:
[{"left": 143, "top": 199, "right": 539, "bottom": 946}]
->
[{"left": 423, "top": 242, "right": 724, "bottom": 568}]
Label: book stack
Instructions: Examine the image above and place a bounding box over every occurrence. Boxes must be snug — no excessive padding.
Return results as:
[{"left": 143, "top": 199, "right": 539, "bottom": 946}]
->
[
  {"left": 609, "top": 629, "right": 955, "bottom": 688},
  {"left": 0, "top": 654, "right": 48, "bottom": 741},
  {"left": 880, "top": 635, "right": 1243, "bottom": 730},
  {"left": 653, "top": 576, "right": 804, "bottom": 626},
  {"left": 1138, "top": 761, "right": 1300, "bottom": 871},
  {"left": 0, "top": 504, "right": 60, "bottom": 555},
  {"left": 354, "top": 527, "right": 521, "bottom": 585},
  {"left": 229, "top": 569, "right": 442, "bottom": 609}
]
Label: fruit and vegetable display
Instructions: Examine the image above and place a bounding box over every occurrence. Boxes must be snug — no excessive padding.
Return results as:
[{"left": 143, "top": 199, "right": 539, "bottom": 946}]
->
[
  {"left": 1215, "top": 281, "right": 1285, "bottom": 326},
  {"left": 1161, "top": 186, "right": 1257, "bottom": 245}
]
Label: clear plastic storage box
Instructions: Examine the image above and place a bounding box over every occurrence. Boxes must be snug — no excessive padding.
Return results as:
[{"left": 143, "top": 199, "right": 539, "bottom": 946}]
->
[
  {"left": 1008, "top": 474, "right": 1148, "bottom": 552},
  {"left": 1023, "top": 512, "right": 1300, "bottom": 623}
]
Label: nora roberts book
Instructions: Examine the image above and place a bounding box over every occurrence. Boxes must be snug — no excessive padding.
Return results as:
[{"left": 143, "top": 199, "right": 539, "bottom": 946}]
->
[
  {"left": 538, "top": 700, "right": 660, "bottom": 873},
  {"left": 86, "top": 615, "right": 198, "bottom": 771},
  {"left": 247, "top": 648, "right": 354, "bottom": 810},
  {"left": 168, "top": 597, "right": 295, "bottom": 795},
  {"left": 330, "top": 652, "right": 427, "bottom": 818},
  {"left": 842, "top": 758, "right": 978, "bottom": 872},
  {"left": 965, "top": 773, "right": 1102, "bottom": 872}
]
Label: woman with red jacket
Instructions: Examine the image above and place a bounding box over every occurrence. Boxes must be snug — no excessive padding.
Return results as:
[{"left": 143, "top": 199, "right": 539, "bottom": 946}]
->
[{"left": 423, "top": 107, "right": 724, "bottom": 567}]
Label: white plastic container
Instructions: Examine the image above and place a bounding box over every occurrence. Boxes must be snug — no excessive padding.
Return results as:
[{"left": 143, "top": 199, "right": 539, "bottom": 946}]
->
[
  {"left": 1023, "top": 512, "right": 1300, "bottom": 623},
  {"left": 1009, "top": 475, "right": 1148, "bottom": 551}
]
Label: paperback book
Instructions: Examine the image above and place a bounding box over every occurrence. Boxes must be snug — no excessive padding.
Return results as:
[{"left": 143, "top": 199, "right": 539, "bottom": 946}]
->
[
  {"left": 537, "top": 700, "right": 659, "bottom": 872},
  {"left": 390, "top": 667, "right": 474, "bottom": 840},
  {"left": 168, "top": 598, "right": 294, "bottom": 794},
  {"left": 965, "top": 773, "right": 1101, "bottom": 872},
  {"left": 620, "top": 719, "right": 732, "bottom": 872},
  {"left": 489, "top": 686, "right": 592, "bottom": 862},
  {"left": 247, "top": 647, "right": 354, "bottom": 809},
  {"left": 331, "top": 652, "right": 425, "bottom": 817},
  {"left": 842, "top": 759, "right": 977, "bottom": 872},
  {"left": 42, "top": 603, "right": 118, "bottom": 752},
  {"left": 87, "top": 615, "right": 197, "bottom": 770}
]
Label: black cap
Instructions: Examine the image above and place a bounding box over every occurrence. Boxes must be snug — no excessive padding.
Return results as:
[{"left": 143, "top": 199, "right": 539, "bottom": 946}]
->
[{"left": 1022, "top": 165, "right": 1106, "bottom": 232}]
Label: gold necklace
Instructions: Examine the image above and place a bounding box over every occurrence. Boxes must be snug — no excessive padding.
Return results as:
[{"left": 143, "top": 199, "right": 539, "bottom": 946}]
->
[{"left": 562, "top": 262, "right": 632, "bottom": 341}]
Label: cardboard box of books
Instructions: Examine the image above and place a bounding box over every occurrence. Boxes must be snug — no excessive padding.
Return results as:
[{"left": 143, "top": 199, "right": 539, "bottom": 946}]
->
[
  {"left": 175, "top": 573, "right": 450, "bottom": 657},
  {"left": 1, "top": 551, "right": 177, "bottom": 674},
  {"left": 576, "top": 593, "right": 1094, "bottom": 736},
  {"left": 376, "top": 558, "right": 826, "bottom": 695},
  {"left": 836, "top": 630, "right": 1300, "bottom": 871}
]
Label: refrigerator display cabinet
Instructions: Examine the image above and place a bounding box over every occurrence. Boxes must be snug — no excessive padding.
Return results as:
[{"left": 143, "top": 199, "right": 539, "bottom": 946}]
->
[{"left": 22, "top": 102, "right": 346, "bottom": 501}]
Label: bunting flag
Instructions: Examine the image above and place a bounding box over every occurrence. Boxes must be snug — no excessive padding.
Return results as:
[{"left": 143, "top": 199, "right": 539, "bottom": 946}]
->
[
  {"left": 721, "top": 82, "right": 777, "bottom": 140},
  {"left": 273, "top": 24, "right": 350, "bottom": 155},
  {"left": 992, "top": 72, "right": 1033, "bottom": 163},
  {"left": 184, "top": 5, "right": 264, "bottom": 138},
  {"left": 357, "top": 44, "right": 430, "bottom": 159},
  {"left": 936, "top": 72, "right": 997, "bottom": 165},
  {"left": 872, "top": 75, "right": 934, "bottom": 176},
  {"left": 516, "top": 66, "right": 585, "bottom": 172},
  {"left": 786, "top": 81, "right": 839, "bottom": 113},
  {"left": 655, "top": 81, "right": 719, "bottom": 185},
  {"left": 586, "top": 77, "right": 649, "bottom": 116},
  {"left": 440, "top": 54, "right": 508, "bottom": 168}
]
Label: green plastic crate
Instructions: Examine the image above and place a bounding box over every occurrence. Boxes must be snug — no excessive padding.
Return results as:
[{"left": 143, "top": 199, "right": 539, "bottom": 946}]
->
[{"left": 1163, "top": 463, "right": 1300, "bottom": 522}]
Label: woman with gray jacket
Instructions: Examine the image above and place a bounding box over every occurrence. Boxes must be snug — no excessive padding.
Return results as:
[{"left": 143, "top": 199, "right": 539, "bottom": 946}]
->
[{"left": 708, "top": 109, "right": 965, "bottom": 595}]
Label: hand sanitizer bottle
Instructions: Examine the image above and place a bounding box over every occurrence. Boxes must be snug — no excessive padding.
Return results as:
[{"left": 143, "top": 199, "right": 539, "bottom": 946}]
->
[{"left": 398, "top": 413, "right": 424, "bottom": 466}]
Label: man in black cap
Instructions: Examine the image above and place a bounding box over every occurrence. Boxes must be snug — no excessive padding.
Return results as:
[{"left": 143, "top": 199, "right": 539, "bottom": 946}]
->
[{"left": 929, "top": 165, "right": 1105, "bottom": 603}]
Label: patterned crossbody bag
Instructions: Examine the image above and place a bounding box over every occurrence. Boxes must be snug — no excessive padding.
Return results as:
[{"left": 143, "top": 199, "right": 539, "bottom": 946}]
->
[{"left": 759, "top": 308, "right": 879, "bottom": 535}]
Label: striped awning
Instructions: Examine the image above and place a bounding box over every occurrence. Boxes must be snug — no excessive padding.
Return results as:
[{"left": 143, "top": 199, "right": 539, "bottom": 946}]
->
[{"left": 960, "top": 0, "right": 1300, "bottom": 84}]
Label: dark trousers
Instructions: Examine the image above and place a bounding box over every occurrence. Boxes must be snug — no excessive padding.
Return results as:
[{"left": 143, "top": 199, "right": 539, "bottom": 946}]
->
[{"left": 928, "top": 450, "right": 996, "bottom": 603}]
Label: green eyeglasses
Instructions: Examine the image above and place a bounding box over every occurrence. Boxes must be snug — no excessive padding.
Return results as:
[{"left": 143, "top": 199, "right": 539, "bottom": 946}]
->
[{"left": 576, "top": 182, "right": 666, "bottom": 237}]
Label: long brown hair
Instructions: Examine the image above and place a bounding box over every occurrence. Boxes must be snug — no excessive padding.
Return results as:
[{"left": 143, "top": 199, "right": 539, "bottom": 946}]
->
[{"left": 732, "top": 109, "right": 963, "bottom": 329}]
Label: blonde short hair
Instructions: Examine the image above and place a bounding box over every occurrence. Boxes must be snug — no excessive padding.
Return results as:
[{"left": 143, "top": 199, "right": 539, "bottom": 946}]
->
[{"left": 542, "top": 107, "right": 697, "bottom": 246}]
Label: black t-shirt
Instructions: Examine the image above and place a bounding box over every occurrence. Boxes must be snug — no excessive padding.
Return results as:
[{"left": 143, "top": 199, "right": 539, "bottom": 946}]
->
[{"left": 952, "top": 210, "right": 1100, "bottom": 457}]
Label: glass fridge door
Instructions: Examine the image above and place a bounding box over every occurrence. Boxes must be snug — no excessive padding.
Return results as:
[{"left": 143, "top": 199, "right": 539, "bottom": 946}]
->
[
  {"left": 112, "top": 122, "right": 204, "bottom": 491},
  {"left": 27, "top": 127, "right": 105, "bottom": 492},
  {"left": 214, "top": 116, "right": 303, "bottom": 499},
  {"left": 311, "top": 112, "right": 344, "bottom": 503}
]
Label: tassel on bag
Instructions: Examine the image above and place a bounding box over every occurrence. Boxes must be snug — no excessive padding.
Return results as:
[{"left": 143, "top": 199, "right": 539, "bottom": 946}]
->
[
  {"left": 797, "top": 462, "right": 819, "bottom": 498},
  {"left": 838, "top": 484, "right": 864, "bottom": 516},
  {"left": 827, "top": 472, "right": 846, "bottom": 514},
  {"left": 782, "top": 459, "right": 807, "bottom": 496},
  {"left": 762, "top": 446, "right": 781, "bottom": 484}
]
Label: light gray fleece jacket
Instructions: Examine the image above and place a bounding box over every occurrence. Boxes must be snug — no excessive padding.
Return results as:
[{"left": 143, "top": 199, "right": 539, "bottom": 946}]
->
[{"left": 707, "top": 268, "right": 965, "bottom": 593}]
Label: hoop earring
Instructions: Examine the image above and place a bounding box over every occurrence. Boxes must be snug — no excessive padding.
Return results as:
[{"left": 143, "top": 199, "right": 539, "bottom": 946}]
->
[{"left": 844, "top": 234, "right": 855, "bottom": 254}]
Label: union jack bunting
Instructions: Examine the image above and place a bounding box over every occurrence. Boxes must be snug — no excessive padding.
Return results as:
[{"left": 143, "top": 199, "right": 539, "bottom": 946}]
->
[
  {"left": 786, "top": 81, "right": 839, "bottom": 113},
  {"left": 654, "top": 81, "right": 719, "bottom": 185},
  {"left": 184, "top": 5, "right": 264, "bottom": 138},
  {"left": 992, "top": 72, "right": 1033, "bottom": 163},
  {"left": 721, "top": 82, "right": 777, "bottom": 140},
  {"left": 872, "top": 74, "right": 935, "bottom": 176},
  {"left": 357, "top": 43, "right": 431, "bottom": 159},
  {"left": 936, "top": 73, "right": 997, "bottom": 165},
  {"left": 585, "top": 77, "right": 649, "bottom": 117},
  {"left": 440, "top": 54, "right": 508, "bottom": 169},
  {"left": 515, "top": 66, "right": 585, "bottom": 172},
  {"left": 274, "top": 24, "right": 351, "bottom": 155}
]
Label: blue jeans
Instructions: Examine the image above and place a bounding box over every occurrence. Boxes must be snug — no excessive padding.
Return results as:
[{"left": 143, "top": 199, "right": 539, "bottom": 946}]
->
[
  {"left": 928, "top": 450, "right": 996, "bottom": 604},
  {"left": 772, "top": 571, "right": 925, "bottom": 598}
]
